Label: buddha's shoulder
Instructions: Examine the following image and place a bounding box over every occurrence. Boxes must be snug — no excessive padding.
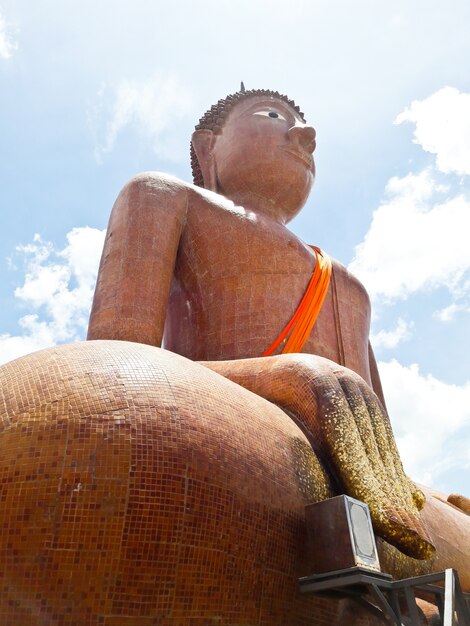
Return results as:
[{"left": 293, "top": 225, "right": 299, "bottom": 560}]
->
[
  {"left": 119, "top": 171, "right": 237, "bottom": 213},
  {"left": 120, "top": 171, "right": 191, "bottom": 196}
]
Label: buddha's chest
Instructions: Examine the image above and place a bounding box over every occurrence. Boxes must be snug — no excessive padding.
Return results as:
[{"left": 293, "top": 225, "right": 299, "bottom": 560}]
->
[
  {"left": 177, "top": 205, "right": 314, "bottom": 285},
  {"left": 167, "top": 202, "right": 371, "bottom": 383}
]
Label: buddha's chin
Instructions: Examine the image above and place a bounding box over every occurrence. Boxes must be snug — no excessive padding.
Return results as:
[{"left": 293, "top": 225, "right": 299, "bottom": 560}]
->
[
  {"left": 269, "top": 170, "right": 313, "bottom": 214},
  {"left": 219, "top": 164, "right": 313, "bottom": 214}
]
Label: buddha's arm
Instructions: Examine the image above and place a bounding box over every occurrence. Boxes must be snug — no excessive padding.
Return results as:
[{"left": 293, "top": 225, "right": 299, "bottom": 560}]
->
[
  {"left": 201, "top": 353, "right": 434, "bottom": 560},
  {"left": 87, "top": 173, "right": 187, "bottom": 346}
]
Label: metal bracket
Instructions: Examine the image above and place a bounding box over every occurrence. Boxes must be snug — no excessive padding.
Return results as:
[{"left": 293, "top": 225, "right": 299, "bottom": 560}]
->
[{"left": 299, "top": 567, "right": 470, "bottom": 625}]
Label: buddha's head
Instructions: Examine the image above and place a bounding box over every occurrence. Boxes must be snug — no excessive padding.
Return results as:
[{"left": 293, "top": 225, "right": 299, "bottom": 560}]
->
[{"left": 191, "top": 88, "right": 316, "bottom": 224}]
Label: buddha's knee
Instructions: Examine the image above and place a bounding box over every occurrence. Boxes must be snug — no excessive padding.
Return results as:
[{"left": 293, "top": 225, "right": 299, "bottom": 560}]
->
[{"left": 0, "top": 340, "right": 332, "bottom": 623}]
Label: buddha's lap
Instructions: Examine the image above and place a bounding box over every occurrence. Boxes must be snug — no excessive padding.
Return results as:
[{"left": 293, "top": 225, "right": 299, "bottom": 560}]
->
[{"left": 0, "top": 339, "right": 468, "bottom": 622}]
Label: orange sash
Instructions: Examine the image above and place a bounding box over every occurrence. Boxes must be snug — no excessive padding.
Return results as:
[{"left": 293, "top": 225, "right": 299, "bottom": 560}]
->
[{"left": 263, "top": 246, "right": 332, "bottom": 356}]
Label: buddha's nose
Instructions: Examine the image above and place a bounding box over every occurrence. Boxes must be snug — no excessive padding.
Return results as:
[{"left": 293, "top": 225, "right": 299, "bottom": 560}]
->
[{"left": 288, "top": 124, "right": 316, "bottom": 153}]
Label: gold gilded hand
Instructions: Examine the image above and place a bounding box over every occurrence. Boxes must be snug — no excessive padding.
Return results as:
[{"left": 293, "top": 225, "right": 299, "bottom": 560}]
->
[{"left": 202, "top": 354, "right": 435, "bottom": 560}]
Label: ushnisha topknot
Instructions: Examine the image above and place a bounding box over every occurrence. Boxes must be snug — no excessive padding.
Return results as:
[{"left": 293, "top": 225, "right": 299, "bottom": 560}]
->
[{"left": 190, "top": 86, "right": 306, "bottom": 188}]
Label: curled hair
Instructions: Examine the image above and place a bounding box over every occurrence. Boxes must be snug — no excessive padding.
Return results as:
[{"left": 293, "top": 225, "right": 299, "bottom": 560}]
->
[{"left": 190, "top": 88, "right": 306, "bottom": 188}]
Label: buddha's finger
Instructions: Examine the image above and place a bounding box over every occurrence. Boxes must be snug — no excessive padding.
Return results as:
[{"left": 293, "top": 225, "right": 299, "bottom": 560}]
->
[
  {"left": 347, "top": 379, "right": 432, "bottom": 552},
  {"left": 335, "top": 374, "right": 425, "bottom": 539},
  {"left": 356, "top": 379, "right": 415, "bottom": 505},
  {"left": 367, "top": 499, "right": 435, "bottom": 560},
  {"left": 316, "top": 374, "right": 405, "bottom": 515},
  {"left": 360, "top": 380, "right": 425, "bottom": 511},
  {"left": 335, "top": 373, "right": 389, "bottom": 491},
  {"left": 316, "top": 373, "right": 383, "bottom": 497},
  {"left": 317, "top": 374, "right": 434, "bottom": 559}
]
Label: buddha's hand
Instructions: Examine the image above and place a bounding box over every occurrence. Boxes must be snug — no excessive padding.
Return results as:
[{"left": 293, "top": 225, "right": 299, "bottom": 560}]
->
[{"left": 201, "top": 354, "right": 435, "bottom": 560}]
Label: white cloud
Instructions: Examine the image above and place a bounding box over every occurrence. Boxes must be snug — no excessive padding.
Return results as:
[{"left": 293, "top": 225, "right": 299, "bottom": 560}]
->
[
  {"left": 434, "top": 303, "right": 466, "bottom": 322},
  {"left": 0, "top": 10, "right": 17, "bottom": 59},
  {"left": 395, "top": 87, "right": 470, "bottom": 176},
  {"left": 380, "top": 359, "right": 470, "bottom": 486},
  {"left": 349, "top": 169, "right": 470, "bottom": 304},
  {"left": 0, "top": 227, "right": 105, "bottom": 365},
  {"left": 351, "top": 87, "right": 470, "bottom": 313},
  {"left": 89, "top": 73, "right": 192, "bottom": 163},
  {"left": 370, "top": 317, "right": 412, "bottom": 349}
]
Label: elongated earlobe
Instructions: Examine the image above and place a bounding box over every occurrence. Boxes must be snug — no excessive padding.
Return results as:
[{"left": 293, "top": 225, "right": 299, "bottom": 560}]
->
[{"left": 191, "top": 129, "right": 217, "bottom": 191}]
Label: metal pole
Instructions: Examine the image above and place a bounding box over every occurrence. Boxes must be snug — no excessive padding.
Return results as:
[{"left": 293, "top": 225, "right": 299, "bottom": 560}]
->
[{"left": 444, "top": 569, "right": 456, "bottom": 626}]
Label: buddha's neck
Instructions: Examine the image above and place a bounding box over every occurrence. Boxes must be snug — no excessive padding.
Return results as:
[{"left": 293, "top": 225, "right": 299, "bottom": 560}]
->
[{"left": 221, "top": 190, "right": 300, "bottom": 225}]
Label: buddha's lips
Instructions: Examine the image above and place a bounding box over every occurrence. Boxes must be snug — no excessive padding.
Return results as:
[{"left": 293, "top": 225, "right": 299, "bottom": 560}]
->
[{"left": 281, "top": 145, "right": 313, "bottom": 168}]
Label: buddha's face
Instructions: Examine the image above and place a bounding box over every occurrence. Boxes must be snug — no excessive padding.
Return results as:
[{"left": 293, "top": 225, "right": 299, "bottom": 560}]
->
[{"left": 211, "top": 95, "right": 316, "bottom": 222}]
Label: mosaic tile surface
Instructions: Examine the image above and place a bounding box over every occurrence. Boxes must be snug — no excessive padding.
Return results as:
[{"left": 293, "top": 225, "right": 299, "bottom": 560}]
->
[{"left": 0, "top": 340, "right": 340, "bottom": 625}]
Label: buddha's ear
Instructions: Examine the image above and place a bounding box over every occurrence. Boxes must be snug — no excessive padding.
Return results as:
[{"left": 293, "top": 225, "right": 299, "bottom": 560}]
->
[{"left": 191, "top": 129, "right": 217, "bottom": 191}]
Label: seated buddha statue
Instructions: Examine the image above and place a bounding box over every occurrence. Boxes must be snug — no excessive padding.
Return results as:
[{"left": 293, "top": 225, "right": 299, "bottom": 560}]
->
[
  {"left": 88, "top": 86, "right": 434, "bottom": 559},
  {"left": 0, "top": 86, "right": 468, "bottom": 625}
]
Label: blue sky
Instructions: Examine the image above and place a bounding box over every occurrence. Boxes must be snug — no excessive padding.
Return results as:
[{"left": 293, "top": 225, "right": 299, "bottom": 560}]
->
[{"left": 1, "top": 0, "right": 469, "bottom": 494}]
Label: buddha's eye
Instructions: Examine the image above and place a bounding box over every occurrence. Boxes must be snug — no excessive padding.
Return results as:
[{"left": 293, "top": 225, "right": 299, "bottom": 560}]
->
[{"left": 253, "top": 110, "right": 286, "bottom": 121}]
